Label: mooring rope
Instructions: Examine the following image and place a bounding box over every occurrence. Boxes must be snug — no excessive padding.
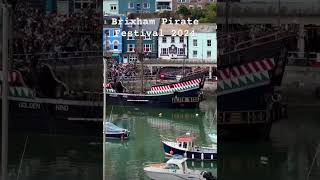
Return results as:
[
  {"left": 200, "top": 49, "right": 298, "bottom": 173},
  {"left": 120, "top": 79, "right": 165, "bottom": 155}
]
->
[
  {"left": 306, "top": 143, "right": 320, "bottom": 180},
  {"left": 16, "top": 136, "right": 29, "bottom": 180}
]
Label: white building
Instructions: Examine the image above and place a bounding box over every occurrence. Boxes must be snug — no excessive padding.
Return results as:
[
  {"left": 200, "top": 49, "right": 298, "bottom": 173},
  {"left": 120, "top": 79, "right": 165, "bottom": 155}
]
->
[
  {"left": 103, "top": 0, "right": 119, "bottom": 15},
  {"left": 158, "top": 24, "right": 189, "bottom": 60},
  {"left": 188, "top": 24, "right": 217, "bottom": 63}
]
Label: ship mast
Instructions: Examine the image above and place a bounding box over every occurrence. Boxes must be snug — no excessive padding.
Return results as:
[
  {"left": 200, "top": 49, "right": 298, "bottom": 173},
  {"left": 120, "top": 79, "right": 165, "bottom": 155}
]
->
[
  {"left": 1, "top": 2, "right": 9, "bottom": 180},
  {"left": 102, "top": 24, "right": 112, "bottom": 180},
  {"left": 136, "top": 0, "right": 144, "bottom": 93}
]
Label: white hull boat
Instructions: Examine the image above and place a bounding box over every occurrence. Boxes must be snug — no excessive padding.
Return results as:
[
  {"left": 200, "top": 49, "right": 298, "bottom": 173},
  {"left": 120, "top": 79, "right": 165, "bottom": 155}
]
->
[{"left": 144, "top": 155, "right": 216, "bottom": 180}]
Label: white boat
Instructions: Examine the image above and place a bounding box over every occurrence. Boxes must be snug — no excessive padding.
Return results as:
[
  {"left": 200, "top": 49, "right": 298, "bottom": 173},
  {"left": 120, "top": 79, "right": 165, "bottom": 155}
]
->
[
  {"left": 144, "top": 155, "right": 216, "bottom": 180},
  {"left": 208, "top": 133, "right": 217, "bottom": 144}
]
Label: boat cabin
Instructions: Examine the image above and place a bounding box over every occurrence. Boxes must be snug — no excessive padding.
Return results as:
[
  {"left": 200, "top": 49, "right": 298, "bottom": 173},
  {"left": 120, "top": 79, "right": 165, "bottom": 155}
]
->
[
  {"left": 176, "top": 135, "right": 194, "bottom": 150},
  {"left": 164, "top": 155, "right": 188, "bottom": 173}
]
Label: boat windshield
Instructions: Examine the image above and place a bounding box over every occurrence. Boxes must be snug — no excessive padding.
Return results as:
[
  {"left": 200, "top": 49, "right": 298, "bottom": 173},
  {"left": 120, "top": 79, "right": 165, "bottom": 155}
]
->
[
  {"left": 105, "top": 122, "right": 125, "bottom": 132},
  {"left": 164, "top": 164, "right": 180, "bottom": 170}
]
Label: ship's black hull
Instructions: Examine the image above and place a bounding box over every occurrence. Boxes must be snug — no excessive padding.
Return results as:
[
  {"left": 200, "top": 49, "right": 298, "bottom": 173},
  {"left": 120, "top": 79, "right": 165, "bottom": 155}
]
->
[
  {"left": 106, "top": 88, "right": 202, "bottom": 108},
  {"left": 3, "top": 97, "right": 103, "bottom": 136}
]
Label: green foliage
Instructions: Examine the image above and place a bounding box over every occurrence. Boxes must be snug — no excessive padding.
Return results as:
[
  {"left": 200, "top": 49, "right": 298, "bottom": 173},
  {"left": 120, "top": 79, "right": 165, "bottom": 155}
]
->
[
  {"left": 176, "top": 3, "right": 216, "bottom": 23},
  {"left": 177, "top": 5, "right": 191, "bottom": 16}
]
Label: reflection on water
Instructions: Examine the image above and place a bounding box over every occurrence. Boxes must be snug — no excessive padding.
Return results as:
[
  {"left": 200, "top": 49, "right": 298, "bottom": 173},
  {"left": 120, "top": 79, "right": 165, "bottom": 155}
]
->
[
  {"left": 8, "top": 97, "right": 216, "bottom": 180},
  {"left": 219, "top": 107, "right": 320, "bottom": 180},
  {"left": 8, "top": 135, "right": 102, "bottom": 180}
]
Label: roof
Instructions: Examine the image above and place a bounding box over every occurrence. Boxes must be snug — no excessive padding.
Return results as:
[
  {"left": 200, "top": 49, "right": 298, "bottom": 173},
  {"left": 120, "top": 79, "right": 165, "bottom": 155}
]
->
[
  {"left": 124, "top": 18, "right": 161, "bottom": 32},
  {"left": 159, "top": 24, "right": 191, "bottom": 35},
  {"left": 191, "top": 24, "right": 217, "bottom": 33},
  {"left": 176, "top": 135, "right": 194, "bottom": 142}
]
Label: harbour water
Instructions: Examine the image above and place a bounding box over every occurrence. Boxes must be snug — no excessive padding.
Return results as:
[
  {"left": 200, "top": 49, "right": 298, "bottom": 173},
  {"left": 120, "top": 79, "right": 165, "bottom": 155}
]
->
[
  {"left": 219, "top": 105, "right": 320, "bottom": 180},
  {"left": 7, "top": 97, "right": 217, "bottom": 180},
  {"left": 7, "top": 96, "right": 320, "bottom": 180}
]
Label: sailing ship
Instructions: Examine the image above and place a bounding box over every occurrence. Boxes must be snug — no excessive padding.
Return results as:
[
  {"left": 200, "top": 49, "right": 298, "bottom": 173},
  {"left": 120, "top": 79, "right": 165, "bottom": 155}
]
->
[
  {"left": 217, "top": 28, "right": 296, "bottom": 140},
  {"left": 103, "top": 15, "right": 206, "bottom": 108},
  {"left": 104, "top": 77, "right": 205, "bottom": 108}
]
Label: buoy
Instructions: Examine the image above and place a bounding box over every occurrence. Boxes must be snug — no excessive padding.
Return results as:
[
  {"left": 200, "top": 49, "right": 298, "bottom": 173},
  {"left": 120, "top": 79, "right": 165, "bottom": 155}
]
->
[
  {"left": 159, "top": 113, "right": 162, "bottom": 117},
  {"left": 121, "top": 132, "right": 124, "bottom": 140},
  {"left": 195, "top": 113, "right": 199, "bottom": 117}
]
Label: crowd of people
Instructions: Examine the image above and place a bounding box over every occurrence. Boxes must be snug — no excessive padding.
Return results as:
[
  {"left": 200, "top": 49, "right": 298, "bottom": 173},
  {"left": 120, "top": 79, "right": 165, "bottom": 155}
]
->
[
  {"left": 13, "top": 1, "right": 102, "bottom": 57},
  {"left": 109, "top": 60, "right": 138, "bottom": 81},
  {"left": 218, "top": 25, "right": 277, "bottom": 54}
]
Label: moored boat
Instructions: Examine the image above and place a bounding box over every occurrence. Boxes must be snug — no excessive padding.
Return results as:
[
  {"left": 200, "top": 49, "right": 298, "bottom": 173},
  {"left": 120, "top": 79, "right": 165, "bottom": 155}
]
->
[
  {"left": 143, "top": 155, "right": 216, "bottom": 180},
  {"left": 104, "top": 122, "right": 130, "bottom": 140},
  {"left": 105, "top": 77, "right": 205, "bottom": 108},
  {"left": 161, "top": 134, "right": 217, "bottom": 161}
]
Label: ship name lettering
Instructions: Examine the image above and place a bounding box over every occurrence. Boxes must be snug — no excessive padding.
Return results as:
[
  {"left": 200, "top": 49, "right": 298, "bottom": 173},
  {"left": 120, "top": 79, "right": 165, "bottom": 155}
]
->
[
  {"left": 56, "top": 105, "right": 69, "bottom": 111},
  {"left": 18, "top": 102, "right": 41, "bottom": 109}
]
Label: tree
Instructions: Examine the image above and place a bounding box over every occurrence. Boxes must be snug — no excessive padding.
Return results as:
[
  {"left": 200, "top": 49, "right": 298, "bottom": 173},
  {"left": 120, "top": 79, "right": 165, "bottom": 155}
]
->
[{"left": 177, "top": 5, "right": 191, "bottom": 16}]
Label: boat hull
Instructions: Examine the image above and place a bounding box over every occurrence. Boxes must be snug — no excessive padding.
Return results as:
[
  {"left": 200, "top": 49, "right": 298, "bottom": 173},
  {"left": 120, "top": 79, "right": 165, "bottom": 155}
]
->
[
  {"left": 162, "top": 142, "right": 217, "bottom": 161},
  {"left": 144, "top": 170, "right": 204, "bottom": 180},
  {"left": 106, "top": 88, "right": 202, "bottom": 108},
  {"left": 105, "top": 132, "right": 130, "bottom": 140},
  {"left": 3, "top": 97, "right": 103, "bottom": 136}
]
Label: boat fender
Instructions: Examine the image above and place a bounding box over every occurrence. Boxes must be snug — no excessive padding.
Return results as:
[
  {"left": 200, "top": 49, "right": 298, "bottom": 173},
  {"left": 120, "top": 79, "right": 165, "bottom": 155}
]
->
[
  {"left": 271, "top": 93, "right": 282, "bottom": 102},
  {"left": 170, "top": 149, "right": 174, "bottom": 155},
  {"left": 121, "top": 132, "right": 124, "bottom": 140},
  {"left": 202, "top": 171, "right": 216, "bottom": 180}
]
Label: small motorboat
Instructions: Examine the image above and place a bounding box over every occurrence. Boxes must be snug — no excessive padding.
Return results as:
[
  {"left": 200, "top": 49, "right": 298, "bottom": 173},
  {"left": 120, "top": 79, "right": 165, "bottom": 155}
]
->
[
  {"left": 104, "top": 122, "right": 130, "bottom": 140},
  {"left": 144, "top": 155, "right": 216, "bottom": 180},
  {"left": 161, "top": 134, "right": 217, "bottom": 161}
]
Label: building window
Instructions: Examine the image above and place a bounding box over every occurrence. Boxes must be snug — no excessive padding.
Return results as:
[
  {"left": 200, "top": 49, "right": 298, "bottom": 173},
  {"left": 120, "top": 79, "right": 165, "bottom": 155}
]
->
[
  {"left": 207, "top": 40, "right": 212, "bottom": 46},
  {"left": 193, "top": 39, "right": 197, "bottom": 46},
  {"left": 128, "top": 2, "right": 134, "bottom": 9},
  {"left": 105, "top": 30, "right": 110, "bottom": 37},
  {"left": 106, "top": 41, "right": 110, "bottom": 50},
  {"left": 129, "top": 55, "right": 137, "bottom": 63},
  {"left": 161, "top": 48, "right": 168, "bottom": 55},
  {"left": 178, "top": 48, "right": 185, "bottom": 55},
  {"left": 128, "top": 44, "right": 135, "bottom": 52},
  {"left": 179, "top": 37, "right": 184, "bottom": 43},
  {"left": 171, "top": 37, "right": 175, "bottom": 43},
  {"left": 143, "top": 2, "right": 150, "bottom": 9},
  {"left": 162, "top": 37, "right": 167, "bottom": 43},
  {"left": 193, "top": 50, "right": 197, "bottom": 58},
  {"left": 113, "top": 30, "right": 117, "bottom": 36},
  {"left": 144, "top": 34, "right": 151, "bottom": 40},
  {"left": 144, "top": 44, "right": 152, "bottom": 52},
  {"left": 207, "top": 51, "right": 211, "bottom": 58},
  {"left": 110, "top": 4, "right": 117, "bottom": 11},
  {"left": 136, "top": 3, "right": 141, "bottom": 9},
  {"left": 113, "top": 41, "right": 119, "bottom": 50},
  {"left": 128, "top": 35, "right": 134, "bottom": 40}
]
